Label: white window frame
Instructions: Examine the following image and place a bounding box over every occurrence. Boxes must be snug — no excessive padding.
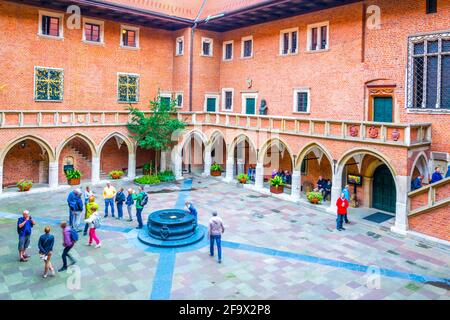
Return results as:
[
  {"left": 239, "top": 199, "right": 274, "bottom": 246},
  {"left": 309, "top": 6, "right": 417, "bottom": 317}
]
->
[
  {"left": 82, "top": 18, "right": 105, "bottom": 45},
  {"left": 201, "top": 37, "right": 214, "bottom": 57},
  {"left": 241, "top": 36, "right": 253, "bottom": 58},
  {"left": 293, "top": 88, "right": 311, "bottom": 114},
  {"left": 34, "top": 66, "right": 64, "bottom": 102},
  {"left": 120, "top": 25, "right": 140, "bottom": 49},
  {"left": 222, "top": 40, "right": 234, "bottom": 61},
  {"left": 174, "top": 92, "right": 184, "bottom": 108},
  {"left": 175, "top": 36, "right": 184, "bottom": 56},
  {"left": 307, "top": 21, "right": 329, "bottom": 52},
  {"left": 221, "top": 88, "right": 234, "bottom": 111},
  {"left": 37, "top": 10, "right": 64, "bottom": 40},
  {"left": 280, "top": 27, "right": 299, "bottom": 56},
  {"left": 159, "top": 92, "right": 172, "bottom": 105},
  {"left": 241, "top": 92, "right": 258, "bottom": 115},
  {"left": 117, "top": 72, "right": 140, "bottom": 104},
  {"left": 204, "top": 94, "right": 220, "bottom": 112}
]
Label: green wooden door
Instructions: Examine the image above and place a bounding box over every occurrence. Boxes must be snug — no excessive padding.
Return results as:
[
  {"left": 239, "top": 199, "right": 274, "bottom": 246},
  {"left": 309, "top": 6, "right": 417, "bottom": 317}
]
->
[
  {"left": 245, "top": 98, "right": 256, "bottom": 115},
  {"left": 206, "top": 98, "right": 216, "bottom": 112},
  {"left": 372, "top": 164, "right": 396, "bottom": 213},
  {"left": 373, "top": 97, "right": 393, "bottom": 123},
  {"left": 160, "top": 97, "right": 171, "bottom": 110}
]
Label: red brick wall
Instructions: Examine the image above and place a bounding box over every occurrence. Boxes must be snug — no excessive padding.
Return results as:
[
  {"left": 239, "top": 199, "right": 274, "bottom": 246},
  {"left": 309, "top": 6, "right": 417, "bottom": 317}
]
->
[
  {"left": 409, "top": 205, "right": 450, "bottom": 241},
  {"left": 136, "top": 147, "right": 156, "bottom": 169},
  {"left": 100, "top": 138, "right": 129, "bottom": 174}
]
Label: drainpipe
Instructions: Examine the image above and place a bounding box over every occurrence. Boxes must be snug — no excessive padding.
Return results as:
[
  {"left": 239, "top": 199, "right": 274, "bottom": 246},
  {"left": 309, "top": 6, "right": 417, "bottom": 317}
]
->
[{"left": 189, "top": 0, "right": 208, "bottom": 112}]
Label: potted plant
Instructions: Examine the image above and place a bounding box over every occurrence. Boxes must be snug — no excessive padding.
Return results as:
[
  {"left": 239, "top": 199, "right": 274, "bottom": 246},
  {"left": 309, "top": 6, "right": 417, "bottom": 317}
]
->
[
  {"left": 237, "top": 173, "right": 248, "bottom": 184},
  {"left": 210, "top": 163, "right": 222, "bottom": 177},
  {"left": 17, "top": 179, "right": 33, "bottom": 192},
  {"left": 143, "top": 163, "right": 153, "bottom": 176},
  {"left": 270, "top": 176, "right": 285, "bottom": 194},
  {"left": 307, "top": 191, "right": 323, "bottom": 204},
  {"left": 65, "top": 169, "right": 82, "bottom": 186},
  {"left": 109, "top": 170, "right": 125, "bottom": 180}
]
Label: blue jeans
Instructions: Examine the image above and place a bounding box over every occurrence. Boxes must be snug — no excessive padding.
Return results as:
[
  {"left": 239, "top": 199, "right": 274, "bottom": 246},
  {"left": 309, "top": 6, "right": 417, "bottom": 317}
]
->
[
  {"left": 210, "top": 235, "right": 222, "bottom": 261},
  {"left": 136, "top": 208, "right": 143, "bottom": 228},
  {"left": 117, "top": 202, "right": 124, "bottom": 219},
  {"left": 336, "top": 214, "right": 344, "bottom": 230},
  {"left": 127, "top": 205, "right": 133, "bottom": 220},
  {"left": 104, "top": 199, "right": 114, "bottom": 217}
]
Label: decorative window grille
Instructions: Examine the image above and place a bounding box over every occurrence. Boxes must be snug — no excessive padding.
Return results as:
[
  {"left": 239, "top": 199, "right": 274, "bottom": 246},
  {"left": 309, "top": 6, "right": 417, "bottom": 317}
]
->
[
  {"left": 118, "top": 74, "right": 139, "bottom": 103},
  {"left": 34, "top": 67, "right": 64, "bottom": 101}
]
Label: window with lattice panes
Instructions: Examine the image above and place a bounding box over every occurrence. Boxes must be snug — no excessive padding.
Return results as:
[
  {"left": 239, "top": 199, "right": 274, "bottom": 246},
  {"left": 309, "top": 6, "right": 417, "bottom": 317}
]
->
[
  {"left": 117, "top": 74, "right": 139, "bottom": 103},
  {"left": 34, "top": 67, "right": 64, "bottom": 101}
]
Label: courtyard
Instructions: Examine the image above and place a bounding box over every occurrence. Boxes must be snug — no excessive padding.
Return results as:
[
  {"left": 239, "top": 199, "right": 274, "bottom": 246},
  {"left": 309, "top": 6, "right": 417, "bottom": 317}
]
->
[{"left": 0, "top": 176, "right": 448, "bottom": 300}]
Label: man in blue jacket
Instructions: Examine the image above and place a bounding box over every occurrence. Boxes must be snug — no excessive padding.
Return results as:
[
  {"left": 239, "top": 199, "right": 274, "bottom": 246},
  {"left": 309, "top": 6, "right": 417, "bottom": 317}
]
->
[
  {"left": 67, "top": 189, "right": 83, "bottom": 232},
  {"left": 430, "top": 167, "right": 443, "bottom": 184},
  {"left": 17, "top": 210, "right": 35, "bottom": 262},
  {"left": 411, "top": 175, "right": 424, "bottom": 191},
  {"left": 185, "top": 201, "right": 198, "bottom": 223}
]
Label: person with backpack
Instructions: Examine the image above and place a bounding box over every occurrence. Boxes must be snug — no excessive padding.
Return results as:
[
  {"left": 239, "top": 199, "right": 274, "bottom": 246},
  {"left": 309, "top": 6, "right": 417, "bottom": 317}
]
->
[
  {"left": 17, "top": 210, "right": 35, "bottom": 262},
  {"left": 132, "top": 186, "right": 148, "bottom": 229},
  {"left": 83, "top": 196, "right": 99, "bottom": 236},
  {"left": 38, "top": 226, "right": 55, "bottom": 278},
  {"left": 84, "top": 206, "right": 101, "bottom": 248},
  {"left": 125, "top": 188, "right": 135, "bottom": 222},
  {"left": 58, "top": 221, "right": 77, "bottom": 272},
  {"left": 67, "top": 189, "right": 83, "bottom": 232},
  {"left": 208, "top": 211, "right": 225, "bottom": 264},
  {"left": 115, "top": 187, "right": 126, "bottom": 220}
]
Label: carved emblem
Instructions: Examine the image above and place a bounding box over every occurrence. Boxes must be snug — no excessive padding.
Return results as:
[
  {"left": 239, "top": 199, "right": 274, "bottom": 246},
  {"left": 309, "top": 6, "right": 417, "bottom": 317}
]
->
[
  {"left": 392, "top": 128, "right": 400, "bottom": 141},
  {"left": 160, "top": 225, "right": 170, "bottom": 239},
  {"left": 349, "top": 124, "right": 359, "bottom": 137},
  {"left": 246, "top": 78, "right": 252, "bottom": 89},
  {"left": 368, "top": 126, "right": 379, "bottom": 139},
  {"left": 77, "top": 115, "right": 84, "bottom": 123},
  {"left": 61, "top": 115, "right": 69, "bottom": 123}
]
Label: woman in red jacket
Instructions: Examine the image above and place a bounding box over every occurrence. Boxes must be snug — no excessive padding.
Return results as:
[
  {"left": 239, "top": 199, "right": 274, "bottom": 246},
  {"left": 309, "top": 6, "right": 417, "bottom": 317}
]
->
[{"left": 336, "top": 193, "right": 349, "bottom": 231}]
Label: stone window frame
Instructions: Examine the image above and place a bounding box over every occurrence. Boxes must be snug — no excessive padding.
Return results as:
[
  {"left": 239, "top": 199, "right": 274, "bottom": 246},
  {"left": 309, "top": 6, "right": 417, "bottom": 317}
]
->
[
  {"left": 159, "top": 92, "right": 173, "bottom": 108},
  {"left": 204, "top": 93, "right": 220, "bottom": 112},
  {"left": 174, "top": 92, "right": 183, "bottom": 108},
  {"left": 241, "top": 92, "right": 258, "bottom": 114},
  {"left": 82, "top": 17, "right": 105, "bottom": 45},
  {"left": 175, "top": 36, "right": 184, "bottom": 56},
  {"left": 280, "top": 27, "right": 299, "bottom": 56},
  {"left": 306, "top": 21, "right": 329, "bottom": 52},
  {"left": 34, "top": 66, "right": 64, "bottom": 102},
  {"left": 117, "top": 72, "right": 140, "bottom": 103},
  {"left": 201, "top": 37, "right": 214, "bottom": 57},
  {"left": 223, "top": 40, "right": 234, "bottom": 61},
  {"left": 406, "top": 30, "right": 450, "bottom": 114},
  {"left": 221, "top": 88, "right": 234, "bottom": 111},
  {"left": 120, "top": 25, "right": 140, "bottom": 49},
  {"left": 292, "top": 88, "right": 311, "bottom": 114},
  {"left": 37, "top": 10, "right": 64, "bottom": 40},
  {"left": 241, "top": 35, "right": 254, "bottom": 59}
]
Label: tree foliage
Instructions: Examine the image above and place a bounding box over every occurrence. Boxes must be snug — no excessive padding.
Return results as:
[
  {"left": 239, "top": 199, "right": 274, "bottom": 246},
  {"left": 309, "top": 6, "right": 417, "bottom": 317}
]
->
[{"left": 127, "top": 94, "right": 186, "bottom": 152}]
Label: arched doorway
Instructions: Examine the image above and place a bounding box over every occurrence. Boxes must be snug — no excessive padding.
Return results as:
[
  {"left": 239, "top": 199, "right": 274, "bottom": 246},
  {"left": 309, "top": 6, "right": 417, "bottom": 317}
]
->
[
  {"left": 99, "top": 135, "right": 130, "bottom": 178},
  {"left": 57, "top": 135, "right": 95, "bottom": 183},
  {"left": 230, "top": 135, "right": 257, "bottom": 178},
  {"left": 181, "top": 133, "right": 205, "bottom": 175},
  {"left": 260, "top": 139, "right": 293, "bottom": 191},
  {"left": 210, "top": 132, "right": 226, "bottom": 168},
  {"left": 373, "top": 164, "right": 396, "bottom": 213}
]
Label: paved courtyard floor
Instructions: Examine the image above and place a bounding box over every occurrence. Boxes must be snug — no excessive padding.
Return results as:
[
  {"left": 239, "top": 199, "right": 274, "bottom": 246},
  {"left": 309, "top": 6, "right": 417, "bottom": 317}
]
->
[{"left": 0, "top": 176, "right": 449, "bottom": 300}]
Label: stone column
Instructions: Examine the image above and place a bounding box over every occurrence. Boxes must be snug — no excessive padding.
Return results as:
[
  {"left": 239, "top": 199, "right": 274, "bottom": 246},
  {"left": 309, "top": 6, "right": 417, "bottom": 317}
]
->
[
  {"left": 225, "top": 157, "right": 234, "bottom": 182},
  {"left": 291, "top": 170, "right": 301, "bottom": 201},
  {"left": 48, "top": 161, "right": 59, "bottom": 189},
  {"left": 0, "top": 165, "right": 3, "bottom": 194},
  {"left": 203, "top": 147, "right": 212, "bottom": 176},
  {"left": 237, "top": 158, "right": 245, "bottom": 175},
  {"left": 328, "top": 172, "right": 342, "bottom": 213},
  {"left": 172, "top": 149, "right": 183, "bottom": 180},
  {"left": 91, "top": 156, "right": 100, "bottom": 184},
  {"left": 160, "top": 150, "right": 170, "bottom": 172},
  {"left": 391, "top": 175, "right": 409, "bottom": 235},
  {"left": 255, "top": 162, "right": 264, "bottom": 190},
  {"left": 127, "top": 153, "right": 136, "bottom": 179}
]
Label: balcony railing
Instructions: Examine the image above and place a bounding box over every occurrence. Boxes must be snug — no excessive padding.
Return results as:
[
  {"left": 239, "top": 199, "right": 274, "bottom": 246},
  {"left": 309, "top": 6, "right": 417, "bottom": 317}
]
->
[
  {"left": 0, "top": 110, "right": 432, "bottom": 147},
  {"left": 178, "top": 112, "right": 432, "bottom": 147},
  {"left": 408, "top": 177, "right": 450, "bottom": 216}
]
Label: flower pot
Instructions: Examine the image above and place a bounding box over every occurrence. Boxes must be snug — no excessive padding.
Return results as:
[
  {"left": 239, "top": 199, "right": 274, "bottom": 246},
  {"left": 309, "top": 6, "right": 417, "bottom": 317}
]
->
[
  {"left": 18, "top": 185, "right": 32, "bottom": 192},
  {"left": 211, "top": 170, "right": 221, "bottom": 177},
  {"left": 111, "top": 174, "right": 122, "bottom": 180},
  {"left": 68, "top": 178, "right": 80, "bottom": 186},
  {"left": 270, "top": 185, "right": 284, "bottom": 194},
  {"left": 239, "top": 178, "right": 247, "bottom": 184},
  {"left": 309, "top": 198, "right": 319, "bottom": 204}
]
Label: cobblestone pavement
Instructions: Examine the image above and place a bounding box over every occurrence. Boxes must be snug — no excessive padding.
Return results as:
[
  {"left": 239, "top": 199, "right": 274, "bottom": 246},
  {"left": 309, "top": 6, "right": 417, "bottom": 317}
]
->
[{"left": 0, "top": 176, "right": 448, "bottom": 300}]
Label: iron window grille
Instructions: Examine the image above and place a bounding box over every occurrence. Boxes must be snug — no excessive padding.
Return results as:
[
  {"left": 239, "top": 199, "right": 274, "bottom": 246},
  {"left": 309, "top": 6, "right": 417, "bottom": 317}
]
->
[
  {"left": 34, "top": 67, "right": 64, "bottom": 101},
  {"left": 118, "top": 74, "right": 139, "bottom": 103}
]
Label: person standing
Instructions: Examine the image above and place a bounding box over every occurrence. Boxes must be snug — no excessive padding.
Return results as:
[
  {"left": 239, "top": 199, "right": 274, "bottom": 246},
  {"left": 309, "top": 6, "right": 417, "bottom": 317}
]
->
[
  {"left": 208, "top": 211, "right": 225, "bottom": 264},
  {"left": 83, "top": 196, "right": 99, "bottom": 236},
  {"left": 323, "top": 179, "right": 332, "bottom": 202},
  {"left": 115, "top": 187, "right": 126, "bottom": 220},
  {"left": 342, "top": 185, "right": 350, "bottom": 224},
  {"left": 17, "top": 210, "right": 35, "bottom": 262},
  {"left": 185, "top": 201, "right": 198, "bottom": 222},
  {"left": 84, "top": 207, "right": 101, "bottom": 248},
  {"left": 431, "top": 167, "right": 443, "bottom": 184},
  {"left": 317, "top": 176, "right": 327, "bottom": 196},
  {"left": 132, "top": 186, "right": 148, "bottom": 229},
  {"left": 336, "top": 193, "right": 349, "bottom": 231},
  {"left": 38, "top": 226, "right": 55, "bottom": 278},
  {"left": 446, "top": 165, "right": 450, "bottom": 178},
  {"left": 103, "top": 182, "right": 117, "bottom": 218},
  {"left": 58, "top": 221, "right": 77, "bottom": 272},
  {"left": 125, "top": 189, "right": 135, "bottom": 222},
  {"left": 67, "top": 189, "right": 83, "bottom": 231},
  {"left": 411, "top": 175, "right": 424, "bottom": 191}
]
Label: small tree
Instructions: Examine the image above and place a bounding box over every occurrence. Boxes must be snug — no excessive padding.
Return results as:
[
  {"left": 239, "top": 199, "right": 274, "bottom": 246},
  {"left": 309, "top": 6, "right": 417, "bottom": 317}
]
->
[{"left": 127, "top": 94, "right": 185, "bottom": 174}]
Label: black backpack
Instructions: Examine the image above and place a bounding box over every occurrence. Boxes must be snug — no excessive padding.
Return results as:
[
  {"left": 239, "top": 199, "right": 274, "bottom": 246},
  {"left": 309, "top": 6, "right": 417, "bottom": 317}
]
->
[{"left": 140, "top": 193, "right": 149, "bottom": 207}]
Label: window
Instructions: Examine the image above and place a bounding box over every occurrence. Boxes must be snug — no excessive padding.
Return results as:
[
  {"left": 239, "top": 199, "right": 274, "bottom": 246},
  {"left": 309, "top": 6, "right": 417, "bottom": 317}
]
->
[
  {"left": 38, "top": 11, "right": 64, "bottom": 39},
  {"left": 426, "top": 0, "right": 438, "bottom": 14},
  {"left": 280, "top": 28, "right": 298, "bottom": 55},
  {"left": 221, "top": 88, "right": 234, "bottom": 111},
  {"left": 83, "top": 18, "right": 104, "bottom": 44},
  {"left": 204, "top": 94, "right": 219, "bottom": 112},
  {"left": 241, "top": 36, "right": 253, "bottom": 58},
  {"left": 293, "top": 89, "right": 310, "bottom": 113},
  {"left": 121, "top": 25, "right": 139, "bottom": 48},
  {"left": 223, "top": 41, "right": 233, "bottom": 61},
  {"left": 201, "top": 37, "right": 213, "bottom": 57},
  {"left": 117, "top": 73, "right": 139, "bottom": 103},
  {"left": 307, "top": 22, "right": 329, "bottom": 51},
  {"left": 407, "top": 32, "right": 450, "bottom": 110},
  {"left": 34, "top": 67, "right": 64, "bottom": 101},
  {"left": 159, "top": 93, "right": 172, "bottom": 110},
  {"left": 176, "top": 37, "right": 184, "bottom": 56},
  {"left": 175, "top": 92, "right": 183, "bottom": 108}
]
